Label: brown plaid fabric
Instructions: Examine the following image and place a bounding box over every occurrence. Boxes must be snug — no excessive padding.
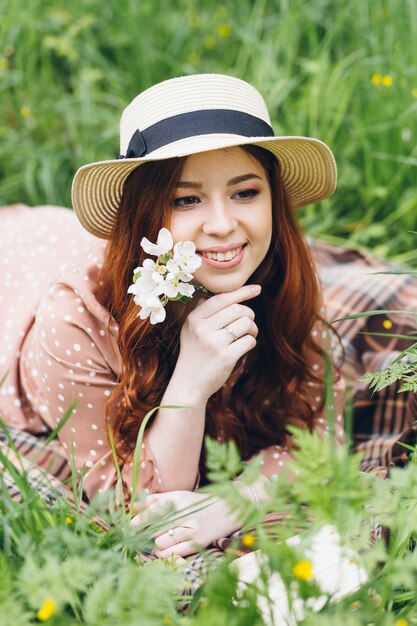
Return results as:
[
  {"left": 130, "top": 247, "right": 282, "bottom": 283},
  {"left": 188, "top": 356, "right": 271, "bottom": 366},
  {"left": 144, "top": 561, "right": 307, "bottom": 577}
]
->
[
  {"left": 0, "top": 426, "right": 86, "bottom": 509},
  {"left": 310, "top": 239, "right": 417, "bottom": 473}
]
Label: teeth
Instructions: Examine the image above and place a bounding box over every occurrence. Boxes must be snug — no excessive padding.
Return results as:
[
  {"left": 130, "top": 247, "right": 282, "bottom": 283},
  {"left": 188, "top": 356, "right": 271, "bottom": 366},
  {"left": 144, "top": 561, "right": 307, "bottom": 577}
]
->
[{"left": 203, "top": 247, "right": 242, "bottom": 261}]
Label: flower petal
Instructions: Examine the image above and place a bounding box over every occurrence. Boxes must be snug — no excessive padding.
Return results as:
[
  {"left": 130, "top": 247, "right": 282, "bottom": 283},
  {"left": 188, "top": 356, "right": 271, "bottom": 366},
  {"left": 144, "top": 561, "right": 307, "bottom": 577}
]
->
[
  {"left": 150, "top": 306, "right": 166, "bottom": 324},
  {"left": 166, "top": 259, "right": 180, "bottom": 274},
  {"left": 164, "top": 281, "right": 179, "bottom": 298},
  {"left": 182, "top": 241, "right": 197, "bottom": 256},
  {"left": 178, "top": 283, "right": 195, "bottom": 297},
  {"left": 157, "top": 228, "right": 174, "bottom": 253},
  {"left": 140, "top": 237, "right": 159, "bottom": 255},
  {"left": 143, "top": 258, "right": 157, "bottom": 269}
]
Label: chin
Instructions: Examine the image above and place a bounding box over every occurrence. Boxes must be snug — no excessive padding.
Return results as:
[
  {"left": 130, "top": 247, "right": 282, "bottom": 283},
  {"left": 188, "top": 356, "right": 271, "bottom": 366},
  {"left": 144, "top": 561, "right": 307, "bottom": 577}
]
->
[{"left": 197, "top": 276, "right": 248, "bottom": 294}]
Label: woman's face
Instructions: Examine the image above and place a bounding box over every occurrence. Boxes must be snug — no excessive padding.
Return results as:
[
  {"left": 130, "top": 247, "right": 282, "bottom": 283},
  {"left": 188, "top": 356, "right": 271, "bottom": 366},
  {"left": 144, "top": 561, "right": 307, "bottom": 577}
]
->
[{"left": 168, "top": 147, "right": 273, "bottom": 294}]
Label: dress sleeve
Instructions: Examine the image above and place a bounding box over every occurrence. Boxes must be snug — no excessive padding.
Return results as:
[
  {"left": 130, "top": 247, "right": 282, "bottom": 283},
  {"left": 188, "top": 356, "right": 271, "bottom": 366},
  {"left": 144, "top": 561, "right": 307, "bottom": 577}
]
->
[{"left": 21, "top": 282, "right": 167, "bottom": 501}]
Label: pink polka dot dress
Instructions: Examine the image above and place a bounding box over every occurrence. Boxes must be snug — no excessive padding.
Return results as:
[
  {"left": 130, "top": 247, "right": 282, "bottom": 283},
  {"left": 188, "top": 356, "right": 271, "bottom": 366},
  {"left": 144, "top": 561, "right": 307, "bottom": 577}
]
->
[{"left": 0, "top": 205, "right": 162, "bottom": 500}]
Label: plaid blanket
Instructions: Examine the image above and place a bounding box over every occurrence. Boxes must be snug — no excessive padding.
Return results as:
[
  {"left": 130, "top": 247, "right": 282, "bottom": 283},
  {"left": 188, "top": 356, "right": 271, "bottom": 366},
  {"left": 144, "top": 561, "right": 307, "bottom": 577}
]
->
[{"left": 311, "top": 239, "right": 417, "bottom": 472}]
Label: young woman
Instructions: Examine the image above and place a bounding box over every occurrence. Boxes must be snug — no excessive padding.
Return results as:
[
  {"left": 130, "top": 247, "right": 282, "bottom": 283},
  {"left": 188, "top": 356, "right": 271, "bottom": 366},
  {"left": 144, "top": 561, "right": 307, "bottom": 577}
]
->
[{"left": 1, "top": 74, "right": 415, "bottom": 558}]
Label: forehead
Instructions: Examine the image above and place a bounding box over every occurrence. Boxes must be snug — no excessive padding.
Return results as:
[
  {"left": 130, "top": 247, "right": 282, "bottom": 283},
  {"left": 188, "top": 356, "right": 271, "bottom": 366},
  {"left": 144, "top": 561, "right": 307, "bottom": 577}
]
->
[{"left": 180, "top": 146, "right": 265, "bottom": 179}]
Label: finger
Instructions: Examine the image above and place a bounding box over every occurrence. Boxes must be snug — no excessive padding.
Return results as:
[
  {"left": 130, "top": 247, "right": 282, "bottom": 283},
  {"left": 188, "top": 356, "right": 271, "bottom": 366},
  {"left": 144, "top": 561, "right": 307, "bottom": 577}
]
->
[
  {"left": 131, "top": 501, "right": 172, "bottom": 527},
  {"left": 206, "top": 302, "right": 255, "bottom": 331},
  {"left": 131, "top": 494, "right": 158, "bottom": 514},
  {"left": 225, "top": 318, "right": 258, "bottom": 343},
  {"left": 131, "top": 493, "right": 161, "bottom": 515},
  {"left": 154, "top": 540, "right": 201, "bottom": 559},
  {"left": 224, "top": 333, "right": 258, "bottom": 360},
  {"left": 194, "top": 284, "right": 261, "bottom": 319},
  {"left": 153, "top": 526, "right": 190, "bottom": 549}
]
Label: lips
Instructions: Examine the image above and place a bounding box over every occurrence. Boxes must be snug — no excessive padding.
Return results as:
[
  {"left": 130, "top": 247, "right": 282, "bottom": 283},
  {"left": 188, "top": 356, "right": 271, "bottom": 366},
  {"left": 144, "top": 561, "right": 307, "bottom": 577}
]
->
[{"left": 197, "top": 244, "right": 246, "bottom": 269}]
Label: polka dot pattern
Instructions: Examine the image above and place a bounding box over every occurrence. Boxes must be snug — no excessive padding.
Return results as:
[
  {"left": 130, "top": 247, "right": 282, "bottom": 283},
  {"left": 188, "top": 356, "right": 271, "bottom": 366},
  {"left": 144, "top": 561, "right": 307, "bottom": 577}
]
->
[{"left": 0, "top": 205, "right": 161, "bottom": 501}]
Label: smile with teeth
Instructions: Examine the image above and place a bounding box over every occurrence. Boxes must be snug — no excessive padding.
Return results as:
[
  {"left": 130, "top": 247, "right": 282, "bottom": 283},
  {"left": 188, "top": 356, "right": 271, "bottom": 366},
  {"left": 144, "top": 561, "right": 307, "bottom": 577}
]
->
[{"left": 201, "top": 246, "right": 243, "bottom": 262}]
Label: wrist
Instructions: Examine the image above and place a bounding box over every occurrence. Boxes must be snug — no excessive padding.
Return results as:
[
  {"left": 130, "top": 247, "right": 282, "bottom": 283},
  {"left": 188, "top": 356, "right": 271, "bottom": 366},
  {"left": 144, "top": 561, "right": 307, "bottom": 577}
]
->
[
  {"left": 238, "top": 480, "right": 260, "bottom": 508},
  {"left": 211, "top": 497, "right": 243, "bottom": 534},
  {"left": 165, "top": 370, "right": 210, "bottom": 406}
]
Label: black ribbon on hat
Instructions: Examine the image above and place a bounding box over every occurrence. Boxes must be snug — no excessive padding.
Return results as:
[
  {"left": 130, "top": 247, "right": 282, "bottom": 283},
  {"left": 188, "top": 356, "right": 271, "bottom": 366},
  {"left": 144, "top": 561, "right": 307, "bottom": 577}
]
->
[{"left": 117, "top": 109, "right": 274, "bottom": 159}]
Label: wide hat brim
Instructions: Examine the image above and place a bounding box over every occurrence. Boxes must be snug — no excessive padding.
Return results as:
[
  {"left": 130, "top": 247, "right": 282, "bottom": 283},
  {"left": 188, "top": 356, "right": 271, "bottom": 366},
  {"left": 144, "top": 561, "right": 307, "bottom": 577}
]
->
[{"left": 72, "top": 133, "right": 337, "bottom": 239}]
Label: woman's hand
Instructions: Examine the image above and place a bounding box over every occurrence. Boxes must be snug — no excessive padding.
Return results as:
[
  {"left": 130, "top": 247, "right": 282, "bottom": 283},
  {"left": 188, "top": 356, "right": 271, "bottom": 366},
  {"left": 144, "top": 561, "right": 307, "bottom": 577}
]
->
[
  {"left": 131, "top": 491, "right": 241, "bottom": 558},
  {"left": 173, "top": 284, "right": 261, "bottom": 401}
]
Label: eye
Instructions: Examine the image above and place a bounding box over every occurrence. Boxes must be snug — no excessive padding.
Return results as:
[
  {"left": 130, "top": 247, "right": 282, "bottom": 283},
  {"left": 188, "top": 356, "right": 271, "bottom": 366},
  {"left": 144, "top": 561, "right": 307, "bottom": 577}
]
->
[
  {"left": 232, "top": 189, "right": 260, "bottom": 201},
  {"left": 173, "top": 196, "right": 201, "bottom": 209}
]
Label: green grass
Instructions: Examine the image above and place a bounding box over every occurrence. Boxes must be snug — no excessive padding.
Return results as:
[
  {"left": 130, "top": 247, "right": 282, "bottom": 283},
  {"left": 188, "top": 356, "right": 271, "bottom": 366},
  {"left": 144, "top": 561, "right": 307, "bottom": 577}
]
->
[
  {"left": 4, "top": 425, "right": 417, "bottom": 624},
  {"left": 1, "top": 0, "right": 417, "bottom": 261}
]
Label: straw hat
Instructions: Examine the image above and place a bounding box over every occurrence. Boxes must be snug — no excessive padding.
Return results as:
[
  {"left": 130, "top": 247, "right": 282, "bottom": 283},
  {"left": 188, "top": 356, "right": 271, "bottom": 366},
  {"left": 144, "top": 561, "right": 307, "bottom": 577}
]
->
[{"left": 72, "top": 73, "right": 337, "bottom": 239}]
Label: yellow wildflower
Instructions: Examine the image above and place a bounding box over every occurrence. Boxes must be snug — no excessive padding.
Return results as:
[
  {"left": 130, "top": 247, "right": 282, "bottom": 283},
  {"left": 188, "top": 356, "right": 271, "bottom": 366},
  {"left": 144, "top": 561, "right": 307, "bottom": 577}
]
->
[
  {"left": 292, "top": 559, "right": 314, "bottom": 581},
  {"left": 383, "top": 319, "right": 393, "bottom": 330},
  {"left": 217, "top": 24, "right": 232, "bottom": 37},
  {"left": 371, "top": 73, "right": 382, "bottom": 86},
  {"left": 0, "top": 58, "right": 9, "bottom": 70},
  {"left": 394, "top": 619, "right": 408, "bottom": 626},
  {"left": 204, "top": 36, "right": 216, "bottom": 50},
  {"left": 242, "top": 533, "right": 255, "bottom": 548},
  {"left": 382, "top": 75, "right": 393, "bottom": 87},
  {"left": 20, "top": 105, "right": 31, "bottom": 118},
  {"left": 65, "top": 516, "right": 73, "bottom": 525},
  {"left": 36, "top": 598, "right": 58, "bottom": 621},
  {"left": 411, "top": 88, "right": 417, "bottom": 99}
]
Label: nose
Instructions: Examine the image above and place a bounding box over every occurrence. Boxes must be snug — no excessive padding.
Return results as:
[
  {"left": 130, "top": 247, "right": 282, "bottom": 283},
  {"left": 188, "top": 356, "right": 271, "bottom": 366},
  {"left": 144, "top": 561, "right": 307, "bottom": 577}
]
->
[{"left": 202, "top": 197, "right": 237, "bottom": 237}]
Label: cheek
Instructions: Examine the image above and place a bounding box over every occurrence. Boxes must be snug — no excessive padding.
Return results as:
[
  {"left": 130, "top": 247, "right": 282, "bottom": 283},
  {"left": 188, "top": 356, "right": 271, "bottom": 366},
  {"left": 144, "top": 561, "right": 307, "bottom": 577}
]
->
[
  {"left": 254, "top": 203, "right": 273, "bottom": 246},
  {"left": 167, "top": 212, "right": 192, "bottom": 243}
]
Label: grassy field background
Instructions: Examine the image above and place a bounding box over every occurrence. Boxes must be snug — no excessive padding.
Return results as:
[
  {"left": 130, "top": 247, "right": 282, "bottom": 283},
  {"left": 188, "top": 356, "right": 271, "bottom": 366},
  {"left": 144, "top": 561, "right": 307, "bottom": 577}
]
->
[
  {"left": 1, "top": 0, "right": 417, "bottom": 262},
  {"left": 3, "top": 3, "right": 417, "bottom": 623}
]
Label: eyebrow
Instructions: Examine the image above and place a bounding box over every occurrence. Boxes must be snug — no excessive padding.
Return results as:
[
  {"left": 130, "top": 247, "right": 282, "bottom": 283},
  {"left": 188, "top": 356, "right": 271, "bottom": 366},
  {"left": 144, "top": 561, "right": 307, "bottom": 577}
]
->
[{"left": 175, "top": 173, "right": 262, "bottom": 189}]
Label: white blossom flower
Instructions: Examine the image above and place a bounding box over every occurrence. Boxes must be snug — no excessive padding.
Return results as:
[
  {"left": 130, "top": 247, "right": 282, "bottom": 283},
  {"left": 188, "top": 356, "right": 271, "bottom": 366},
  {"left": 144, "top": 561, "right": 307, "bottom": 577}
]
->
[
  {"left": 137, "top": 295, "right": 166, "bottom": 324},
  {"left": 164, "top": 272, "right": 196, "bottom": 299},
  {"left": 140, "top": 228, "right": 173, "bottom": 257},
  {"left": 169, "top": 241, "right": 202, "bottom": 274},
  {"left": 127, "top": 228, "right": 203, "bottom": 325},
  {"left": 127, "top": 259, "right": 165, "bottom": 299}
]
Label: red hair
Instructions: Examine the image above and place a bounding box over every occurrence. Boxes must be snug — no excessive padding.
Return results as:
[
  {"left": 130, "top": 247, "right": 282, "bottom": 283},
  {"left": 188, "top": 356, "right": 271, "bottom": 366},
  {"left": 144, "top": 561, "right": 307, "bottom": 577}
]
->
[{"left": 97, "top": 146, "right": 326, "bottom": 482}]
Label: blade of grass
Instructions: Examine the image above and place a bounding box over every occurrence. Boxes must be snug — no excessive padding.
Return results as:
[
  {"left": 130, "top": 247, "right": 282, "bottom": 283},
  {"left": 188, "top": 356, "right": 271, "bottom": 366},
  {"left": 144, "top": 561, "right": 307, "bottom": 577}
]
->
[
  {"left": 129, "top": 404, "right": 191, "bottom": 515},
  {"left": 332, "top": 309, "right": 417, "bottom": 324},
  {"left": 45, "top": 399, "right": 78, "bottom": 445}
]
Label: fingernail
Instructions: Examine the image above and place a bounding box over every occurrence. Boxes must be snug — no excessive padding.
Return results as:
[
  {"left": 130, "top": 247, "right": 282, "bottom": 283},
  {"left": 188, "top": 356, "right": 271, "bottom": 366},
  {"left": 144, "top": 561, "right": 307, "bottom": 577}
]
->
[{"left": 249, "top": 285, "right": 261, "bottom": 295}]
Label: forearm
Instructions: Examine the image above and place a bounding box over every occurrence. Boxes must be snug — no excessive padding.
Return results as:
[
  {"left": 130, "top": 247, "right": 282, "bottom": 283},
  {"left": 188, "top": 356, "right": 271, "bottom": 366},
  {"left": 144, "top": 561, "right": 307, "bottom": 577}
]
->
[{"left": 146, "top": 371, "right": 208, "bottom": 491}]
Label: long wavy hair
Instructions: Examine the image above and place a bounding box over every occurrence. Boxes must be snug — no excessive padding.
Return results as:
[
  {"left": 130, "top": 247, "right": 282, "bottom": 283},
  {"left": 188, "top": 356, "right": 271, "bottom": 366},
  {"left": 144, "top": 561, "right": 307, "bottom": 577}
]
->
[{"left": 96, "top": 145, "right": 326, "bottom": 481}]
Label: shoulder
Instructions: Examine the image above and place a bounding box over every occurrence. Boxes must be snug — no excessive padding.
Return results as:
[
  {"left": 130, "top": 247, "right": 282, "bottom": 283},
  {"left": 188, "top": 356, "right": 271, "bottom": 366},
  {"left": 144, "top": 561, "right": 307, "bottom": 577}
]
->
[{"left": 35, "top": 241, "right": 121, "bottom": 376}]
